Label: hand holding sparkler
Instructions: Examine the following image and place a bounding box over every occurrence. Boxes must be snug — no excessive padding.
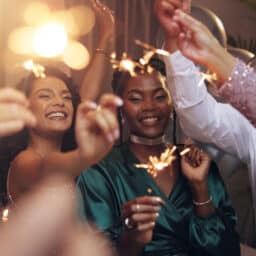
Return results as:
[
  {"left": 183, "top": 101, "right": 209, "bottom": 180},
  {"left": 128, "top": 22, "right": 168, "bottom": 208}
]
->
[
  {"left": 154, "top": 0, "right": 191, "bottom": 39},
  {"left": 120, "top": 196, "right": 164, "bottom": 252},
  {"left": 180, "top": 145, "right": 211, "bottom": 186},
  {"left": 0, "top": 88, "right": 36, "bottom": 137},
  {"left": 75, "top": 94, "right": 122, "bottom": 167},
  {"left": 172, "top": 10, "right": 236, "bottom": 85}
]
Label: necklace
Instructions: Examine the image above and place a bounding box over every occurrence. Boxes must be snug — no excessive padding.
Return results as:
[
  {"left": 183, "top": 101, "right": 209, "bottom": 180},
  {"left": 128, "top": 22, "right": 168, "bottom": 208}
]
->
[{"left": 130, "top": 134, "right": 166, "bottom": 146}]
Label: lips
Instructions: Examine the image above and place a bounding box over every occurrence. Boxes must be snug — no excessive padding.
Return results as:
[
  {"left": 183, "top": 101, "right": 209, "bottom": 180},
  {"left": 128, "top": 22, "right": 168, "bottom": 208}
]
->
[
  {"left": 46, "top": 111, "right": 68, "bottom": 120},
  {"left": 139, "top": 116, "right": 160, "bottom": 126}
]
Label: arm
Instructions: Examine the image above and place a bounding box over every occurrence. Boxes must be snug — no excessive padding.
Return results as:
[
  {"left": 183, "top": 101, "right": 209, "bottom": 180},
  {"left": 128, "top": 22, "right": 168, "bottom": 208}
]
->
[
  {"left": 189, "top": 162, "right": 240, "bottom": 256},
  {"left": 218, "top": 59, "right": 256, "bottom": 127},
  {"left": 79, "top": 0, "right": 114, "bottom": 101},
  {"left": 172, "top": 10, "right": 256, "bottom": 126},
  {"left": 163, "top": 51, "right": 255, "bottom": 164}
]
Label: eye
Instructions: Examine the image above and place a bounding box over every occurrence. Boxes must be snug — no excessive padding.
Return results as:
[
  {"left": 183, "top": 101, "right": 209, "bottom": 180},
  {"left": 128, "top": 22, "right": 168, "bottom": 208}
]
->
[
  {"left": 63, "top": 95, "right": 72, "bottom": 101},
  {"left": 38, "top": 94, "right": 50, "bottom": 99},
  {"left": 155, "top": 94, "right": 167, "bottom": 101},
  {"left": 128, "top": 96, "right": 142, "bottom": 103}
]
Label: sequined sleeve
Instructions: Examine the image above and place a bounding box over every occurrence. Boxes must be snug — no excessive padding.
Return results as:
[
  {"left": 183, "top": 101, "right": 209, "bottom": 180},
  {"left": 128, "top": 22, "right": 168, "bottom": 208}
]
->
[{"left": 218, "top": 59, "right": 256, "bottom": 127}]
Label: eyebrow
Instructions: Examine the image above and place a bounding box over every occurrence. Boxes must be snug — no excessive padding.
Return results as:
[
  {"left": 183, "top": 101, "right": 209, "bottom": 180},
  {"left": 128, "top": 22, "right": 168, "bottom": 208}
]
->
[
  {"left": 127, "top": 87, "right": 166, "bottom": 95},
  {"left": 34, "top": 88, "right": 71, "bottom": 95}
]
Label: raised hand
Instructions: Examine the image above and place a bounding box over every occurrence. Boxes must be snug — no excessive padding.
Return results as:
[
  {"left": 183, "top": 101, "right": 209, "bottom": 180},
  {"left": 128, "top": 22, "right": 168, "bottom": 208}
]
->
[
  {"left": 121, "top": 196, "right": 164, "bottom": 249},
  {"left": 154, "top": 0, "right": 191, "bottom": 38},
  {"left": 75, "top": 94, "right": 122, "bottom": 166},
  {"left": 89, "top": 0, "right": 115, "bottom": 40},
  {"left": 0, "top": 88, "right": 36, "bottom": 137},
  {"left": 180, "top": 145, "right": 211, "bottom": 186},
  {"left": 173, "top": 10, "right": 236, "bottom": 83}
]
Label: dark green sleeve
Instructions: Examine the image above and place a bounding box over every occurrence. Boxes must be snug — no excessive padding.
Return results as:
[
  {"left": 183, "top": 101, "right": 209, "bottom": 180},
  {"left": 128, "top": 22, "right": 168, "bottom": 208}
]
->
[
  {"left": 189, "top": 162, "right": 240, "bottom": 256},
  {"left": 77, "top": 165, "right": 123, "bottom": 244}
]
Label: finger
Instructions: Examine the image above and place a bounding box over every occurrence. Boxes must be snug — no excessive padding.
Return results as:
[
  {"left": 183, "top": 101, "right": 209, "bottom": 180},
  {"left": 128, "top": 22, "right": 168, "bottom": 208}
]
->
[
  {"left": 87, "top": 110, "right": 115, "bottom": 143},
  {"left": 0, "top": 88, "right": 29, "bottom": 106},
  {"left": 173, "top": 10, "right": 202, "bottom": 33},
  {"left": 0, "top": 120, "right": 25, "bottom": 137},
  {"left": 99, "top": 93, "right": 123, "bottom": 111},
  {"left": 123, "top": 204, "right": 161, "bottom": 218},
  {"left": 131, "top": 212, "right": 159, "bottom": 224},
  {"left": 77, "top": 101, "right": 98, "bottom": 115},
  {"left": 136, "top": 221, "right": 156, "bottom": 232},
  {"left": 135, "top": 196, "right": 165, "bottom": 206},
  {"left": 0, "top": 104, "right": 36, "bottom": 126},
  {"left": 100, "top": 108, "right": 119, "bottom": 140}
]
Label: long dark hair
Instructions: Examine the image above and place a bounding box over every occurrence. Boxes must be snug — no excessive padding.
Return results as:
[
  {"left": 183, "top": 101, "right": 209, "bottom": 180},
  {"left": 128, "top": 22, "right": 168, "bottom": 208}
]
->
[{"left": 0, "top": 66, "right": 80, "bottom": 205}]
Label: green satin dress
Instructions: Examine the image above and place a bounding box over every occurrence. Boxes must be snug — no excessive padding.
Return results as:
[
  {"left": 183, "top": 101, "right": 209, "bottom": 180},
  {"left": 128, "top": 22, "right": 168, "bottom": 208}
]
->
[{"left": 77, "top": 143, "right": 240, "bottom": 256}]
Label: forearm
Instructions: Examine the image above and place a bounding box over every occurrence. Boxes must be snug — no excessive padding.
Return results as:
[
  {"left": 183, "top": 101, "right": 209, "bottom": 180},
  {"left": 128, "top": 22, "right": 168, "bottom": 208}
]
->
[
  {"left": 80, "top": 36, "right": 112, "bottom": 101},
  {"left": 42, "top": 150, "right": 88, "bottom": 179},
  {"left": 207, "top": 46, "right": 236, "bottom": 85},
  {"left": 190, "top": 182, "right": 215, "bottom": 218}
]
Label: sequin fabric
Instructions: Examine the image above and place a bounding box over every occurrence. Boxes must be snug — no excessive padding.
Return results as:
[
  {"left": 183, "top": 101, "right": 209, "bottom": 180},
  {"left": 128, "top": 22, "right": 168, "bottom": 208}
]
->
[{"left": 218, "top": 59, "right": 256, "bottom": 127}]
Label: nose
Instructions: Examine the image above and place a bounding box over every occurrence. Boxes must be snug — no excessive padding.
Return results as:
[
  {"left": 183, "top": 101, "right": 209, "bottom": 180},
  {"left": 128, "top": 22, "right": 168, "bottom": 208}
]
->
[
  {"left": 142, "top": 97, "right": 155, "bottom": 111},
  {"left": 52, "top": 95, "right": 65, "bottom": 106}
]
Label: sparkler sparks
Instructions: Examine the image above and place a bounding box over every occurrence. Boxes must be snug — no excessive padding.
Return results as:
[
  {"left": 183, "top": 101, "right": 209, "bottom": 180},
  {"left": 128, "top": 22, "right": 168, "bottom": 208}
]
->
[
  {"left": 135, "top": 146, "right": 191, "bottom": 178},
  {"left": 2, "top": 208, "right": 9, "bottom": 223},
  {"left": 23, "top": 60, "right": 46, "bottom": 78},
  {"left": 135, "top": 146, "right": 177, "bottom": 178}
]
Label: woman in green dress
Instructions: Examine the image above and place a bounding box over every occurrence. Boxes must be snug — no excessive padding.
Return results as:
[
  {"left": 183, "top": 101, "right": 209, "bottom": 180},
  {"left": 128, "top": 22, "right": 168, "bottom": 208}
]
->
[{"left": 77, "top": 60, "right": 240, "bottom": 256}]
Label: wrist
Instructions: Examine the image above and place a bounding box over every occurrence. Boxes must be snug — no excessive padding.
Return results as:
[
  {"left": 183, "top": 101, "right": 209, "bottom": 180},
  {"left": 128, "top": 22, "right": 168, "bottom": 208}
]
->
[
  {"left": 120, "top": 231, "right": 144, "bottom": 255},
  {"left": 208, "top": 46, "right": 236, "bottom": 85},
  {"left": 164, "top": 37, "right": 179, "bottom": 53}
]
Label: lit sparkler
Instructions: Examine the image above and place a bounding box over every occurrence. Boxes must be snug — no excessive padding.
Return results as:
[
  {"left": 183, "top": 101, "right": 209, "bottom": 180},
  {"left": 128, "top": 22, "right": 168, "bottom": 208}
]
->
[
  {"left": 23, "top": 60, "right": 46, "bottom": 78},
  {"left": 135, "top": 146, "right": 191, "bottom": 178},
  {"left": 135, "top": 146, "right": 177, "bottom": 178},
  {"left": 2, "top": 208, "right": 9, "bottom": 223}
]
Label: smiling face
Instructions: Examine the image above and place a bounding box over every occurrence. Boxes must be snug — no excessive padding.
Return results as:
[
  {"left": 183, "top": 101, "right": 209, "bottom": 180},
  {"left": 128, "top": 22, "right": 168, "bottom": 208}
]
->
[
  {"left": 28, "top": 76, "right": 74, "bottom": 136},
  {"left": 121, "top": 72, "right": 172, "bottom": 138}
]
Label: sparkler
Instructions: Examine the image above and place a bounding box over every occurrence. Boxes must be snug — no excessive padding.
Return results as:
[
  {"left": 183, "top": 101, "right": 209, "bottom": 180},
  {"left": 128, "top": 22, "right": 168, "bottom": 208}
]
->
[
  {"left": 2, "top": 208, "right": 9, "bottom": 223},
  {"left": 135, "top": 146, "right": 191, "bottom": 178},
  {"left": 23, "top": 60, "right": 46, "bottom": 78}
]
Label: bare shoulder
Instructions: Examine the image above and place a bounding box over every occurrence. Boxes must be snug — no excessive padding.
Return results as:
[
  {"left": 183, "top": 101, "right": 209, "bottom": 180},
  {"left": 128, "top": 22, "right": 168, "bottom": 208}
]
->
[{"left": 10, "top": 150, "right": 43, "bottom": 180}]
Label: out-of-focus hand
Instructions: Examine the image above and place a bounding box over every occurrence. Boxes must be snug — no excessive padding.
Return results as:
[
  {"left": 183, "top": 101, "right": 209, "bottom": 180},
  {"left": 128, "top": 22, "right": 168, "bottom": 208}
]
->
[
  {"left": 180, "top": 145, "right": 211, "bottom": 186},
  {"left": 0, "top": 88, "right": 36, "bottom": 137},
  {"left": 154, "top": 0, "right": 191, "bottom": 38},
  {"left": 89, "top": 0, "right": 115, "bottom": 40},
  {"left": 0, "top": 175, "right": 114, "bottom": 256},
  {"left": 75, "top": 93, "right": 122, "bottom": 166},
  {"left": 173, "top": 10, "right": 236, "bottom": 83},
  {"left": 121, "top": 196, "right": 164, "bottom": 248}
]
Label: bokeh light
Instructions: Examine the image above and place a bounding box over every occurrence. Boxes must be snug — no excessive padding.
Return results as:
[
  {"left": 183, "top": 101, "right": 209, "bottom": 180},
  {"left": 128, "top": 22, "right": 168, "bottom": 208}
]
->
[
  {"left": 24, "top": 2, "right": 51, "bottom": 26},
  {"left": 33, "top": 23, "right": 68, "bottom": 58},
  {"left": 63, "top": 41, "right": 90, "bottom": 70},
  {"left": 68, "top": 5, "right": 96, "bottom": 36},
  {"left": 8, "top": 26, "right": 35, "bottom": 55}
]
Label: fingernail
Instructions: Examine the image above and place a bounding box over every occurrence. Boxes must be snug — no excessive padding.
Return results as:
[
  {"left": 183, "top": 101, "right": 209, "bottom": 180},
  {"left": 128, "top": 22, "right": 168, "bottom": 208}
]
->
[
  {"left": 107, "top": 133, "right": 114, "bottom": 143},
  {"left": 155, "top": 212, "right": 160, "bottom": 217},
  {"left": 151, "top": 222, "right": 155, "bottom": 227},
  {"left": 115, "top": 97, "right": 123, "bottom": 106},
  {"left": 154, "top": 206, "right": 161, "bottom": 211},
  {"left": 89, "top": 102, "right": 98, "bottom": 109},
  {"left": 114, "top": 129, "right": 120, "bottom": 139}
]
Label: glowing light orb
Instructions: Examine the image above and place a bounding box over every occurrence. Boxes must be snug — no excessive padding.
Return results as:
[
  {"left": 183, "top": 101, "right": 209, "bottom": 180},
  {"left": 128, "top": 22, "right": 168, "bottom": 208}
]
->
[
  {"left": 8, "top": 27, "right": 35, "bottom": 55},
  {"left": 68, "top": 5, "right": 96, "bottom": 36},
  {"left": 33, "top": 23, "right": 68, "bottom": 58},
  {"left": 24, "top": 2, "right": 51, "bottom": 26},
  {"left": 63, "top": 41, "right": 90, "bottom": 70}
]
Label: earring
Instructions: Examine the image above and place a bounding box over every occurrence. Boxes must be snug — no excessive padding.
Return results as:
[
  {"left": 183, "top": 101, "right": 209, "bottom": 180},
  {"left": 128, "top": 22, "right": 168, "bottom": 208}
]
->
[{"left": 119, "top": 110, "right": 125, "bottom": 125}]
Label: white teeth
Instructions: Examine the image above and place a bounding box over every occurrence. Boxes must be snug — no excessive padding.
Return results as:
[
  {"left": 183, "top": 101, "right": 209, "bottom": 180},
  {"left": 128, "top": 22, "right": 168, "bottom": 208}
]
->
[
  {"left": 142, "top": 117, "right": 158, "bottom": 122},
  {"left": 47, "top": 112, "right": 65, "bottom": 118}
]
